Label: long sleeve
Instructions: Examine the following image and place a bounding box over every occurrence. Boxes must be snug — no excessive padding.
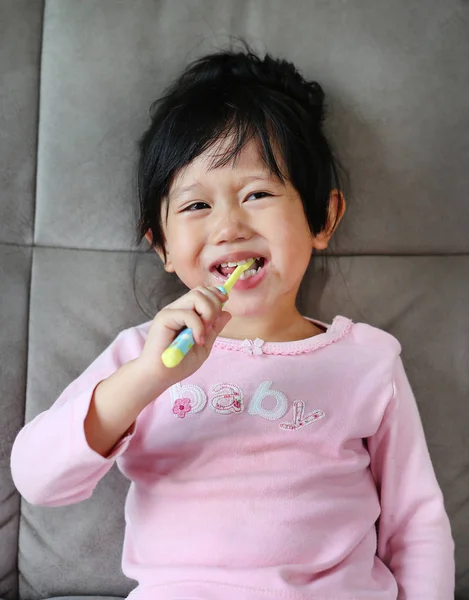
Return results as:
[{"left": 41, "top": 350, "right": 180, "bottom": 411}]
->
[
  {"left": 10, "top": 326, "right": 145, "bottom": 507},
  {"left": 367, "top": 355, "right": 455, "bottom": 599}
]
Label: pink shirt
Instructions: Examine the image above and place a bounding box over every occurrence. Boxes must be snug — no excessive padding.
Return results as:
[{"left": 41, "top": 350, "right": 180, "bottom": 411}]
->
[{"left": 10, "top": 315, "right": 455, "bottom": 600}]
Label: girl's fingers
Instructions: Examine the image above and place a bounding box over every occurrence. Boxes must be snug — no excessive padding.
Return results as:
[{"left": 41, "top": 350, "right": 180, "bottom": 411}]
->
[
  {"left": 195, "top": 287, "right": 228, "bottom": 331},
  {"left": 198, "top": 286, "right": 228, "bottom": 303},
  {"left": 191, "top": 291, "right": 220, "bottom": 331},
  {"left": 170, "top": 287, "right": 227, "bottom": 333},
  {"left": 163, "top": 309, "right": 206, "bottom": 345},
  {"left": 169, "top": 286, "right": 227, "bottom": 311},
  {"left": 204, "top": 311, "right": 232, "bottom": 348}
]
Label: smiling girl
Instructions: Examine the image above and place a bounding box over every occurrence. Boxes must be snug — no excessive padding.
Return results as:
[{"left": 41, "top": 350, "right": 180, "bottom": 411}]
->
[{"left": 11, "top": 44, "right": 454, "bottom": 600}]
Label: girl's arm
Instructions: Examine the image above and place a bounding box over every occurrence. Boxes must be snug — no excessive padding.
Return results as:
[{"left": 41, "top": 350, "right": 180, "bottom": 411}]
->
[
  {"left": 84, "top": 357, "right": 163, "bottom": 457},
  {"left": 10, "top": 326, "right": 156, "bottom": 507},
  {"left": 12, "top": 284, "right": 229, "bottom": 508},
  {"left": 367, "top": 355, "right": 455, "bottom": 599}
]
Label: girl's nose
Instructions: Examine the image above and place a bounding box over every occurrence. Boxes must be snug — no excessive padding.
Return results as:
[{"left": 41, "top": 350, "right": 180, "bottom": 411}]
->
[{"left": 209, "top": 207, "right": 252, "bottom": 245}]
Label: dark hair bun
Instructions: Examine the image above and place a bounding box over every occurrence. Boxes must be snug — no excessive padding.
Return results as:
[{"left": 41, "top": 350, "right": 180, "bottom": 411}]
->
[
  {"left": 256, "top": 54, "right": 325, "bottom": 126},
  {"left": 179, "top": 49, "right": 325, "bottom": 127}
]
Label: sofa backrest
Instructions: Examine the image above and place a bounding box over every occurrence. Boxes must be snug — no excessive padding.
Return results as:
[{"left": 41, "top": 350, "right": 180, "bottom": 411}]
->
[{"left": 1, "top": 1, "right": 468, "bottom": 598}]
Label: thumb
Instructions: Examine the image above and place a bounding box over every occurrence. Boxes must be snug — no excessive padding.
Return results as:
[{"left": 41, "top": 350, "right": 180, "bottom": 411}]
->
[{"left": 205, "top": 311, "right": 232, "bottom": 347}]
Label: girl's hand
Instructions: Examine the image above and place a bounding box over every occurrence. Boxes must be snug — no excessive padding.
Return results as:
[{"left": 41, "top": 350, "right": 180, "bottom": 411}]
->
[{"left": 136, "top": 286, "right": 232, "bottom": 394}]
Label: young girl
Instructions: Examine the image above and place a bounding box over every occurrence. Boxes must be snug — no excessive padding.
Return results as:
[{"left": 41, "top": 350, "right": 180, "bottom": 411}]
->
[{"left": 11, "top": 45, "right": 454, "bottom": 600}]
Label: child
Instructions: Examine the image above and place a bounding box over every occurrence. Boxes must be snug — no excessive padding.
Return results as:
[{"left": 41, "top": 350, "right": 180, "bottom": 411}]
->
[{"left": 11, "top": 44, "right": 455, "bottom": 600}]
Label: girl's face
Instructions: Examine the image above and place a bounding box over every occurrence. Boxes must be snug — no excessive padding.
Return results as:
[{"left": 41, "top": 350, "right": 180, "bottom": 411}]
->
[{"left": 159, "top": 137, "right": 329, "bottom": 319}]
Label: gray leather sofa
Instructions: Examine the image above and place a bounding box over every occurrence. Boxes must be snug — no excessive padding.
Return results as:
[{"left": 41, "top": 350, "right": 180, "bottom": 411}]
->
[{"left": 1, "top": 1, "right": 468, "bottom": 598}]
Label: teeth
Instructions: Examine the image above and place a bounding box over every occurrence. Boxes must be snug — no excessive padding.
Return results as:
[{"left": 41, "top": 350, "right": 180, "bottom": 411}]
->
[
  {"left": 216, "top": 257, "right": 261, "bottom": 270},
  {"left": 240, "top": 269, "right": 258, "bottom": 280}
]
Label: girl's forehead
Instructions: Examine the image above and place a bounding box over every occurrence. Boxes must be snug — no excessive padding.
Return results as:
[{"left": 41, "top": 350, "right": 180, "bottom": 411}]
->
[{"left": 171, "top": 137, "right": 277, "bottom": 190}]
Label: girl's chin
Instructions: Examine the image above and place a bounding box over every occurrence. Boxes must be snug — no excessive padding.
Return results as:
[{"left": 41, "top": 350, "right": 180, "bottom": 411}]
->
[{"left": 222, "top": 298, "right": 267, "bottom": 319}]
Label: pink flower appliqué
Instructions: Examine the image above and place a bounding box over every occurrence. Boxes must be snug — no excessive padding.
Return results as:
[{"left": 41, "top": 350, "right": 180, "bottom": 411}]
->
[
  {"left": 241, "top": 338, "right": 265, "bottom": 356},
  {"left": 172, "top": 397, "right": 192, "bottom": 419}
]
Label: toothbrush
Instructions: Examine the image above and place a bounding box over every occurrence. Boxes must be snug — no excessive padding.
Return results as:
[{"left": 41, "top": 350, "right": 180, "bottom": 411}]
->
[{"left": 161, "top": 259, "right": 255, "bottom": 368}]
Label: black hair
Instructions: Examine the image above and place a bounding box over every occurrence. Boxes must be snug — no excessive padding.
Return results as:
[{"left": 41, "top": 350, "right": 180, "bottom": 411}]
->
[{"left": 135, "top": 40, "right": 345, "bottom": 262}]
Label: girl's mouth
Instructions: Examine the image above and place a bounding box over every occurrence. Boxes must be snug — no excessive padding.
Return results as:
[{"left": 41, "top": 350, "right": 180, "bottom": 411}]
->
[{"left": 210, "top": 256, "right": 268, "bottom": 289}]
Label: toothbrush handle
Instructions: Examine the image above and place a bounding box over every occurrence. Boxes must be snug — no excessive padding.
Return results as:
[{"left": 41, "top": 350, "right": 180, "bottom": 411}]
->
[
  {"left": 161, "top": 327, "right": 195, "bottom": 368},
  {"left": 161, "top": 285, "right": 227, "bottom": 369}
]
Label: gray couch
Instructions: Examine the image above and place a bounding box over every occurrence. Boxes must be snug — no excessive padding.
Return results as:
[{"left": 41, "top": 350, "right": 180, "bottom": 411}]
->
[{"left": 1, "top": 1, "right": 468, "bottom": 599}]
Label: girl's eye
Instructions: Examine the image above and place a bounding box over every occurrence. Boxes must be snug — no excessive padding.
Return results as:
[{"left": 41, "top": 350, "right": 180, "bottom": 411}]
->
[
  {"left": 182, "top": 192, "right": 272, "bottom": 212},
  {"left": 246, "top": 191, "right": 272, "bottom": 201},
  {"left": 183, "top": 202, "right": 210, "bottom": 212}
]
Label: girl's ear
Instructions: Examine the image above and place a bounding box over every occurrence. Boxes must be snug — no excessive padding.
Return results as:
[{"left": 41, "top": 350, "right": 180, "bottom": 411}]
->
[
  {"left": 144, "top": 230, "right": 153, "bottom": 246},
  {"left": 144, "top": 231, "right": 175, "bottom": 272},
  {"left": 311, "top": 189, "right": 346, "bottom": 250}
]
